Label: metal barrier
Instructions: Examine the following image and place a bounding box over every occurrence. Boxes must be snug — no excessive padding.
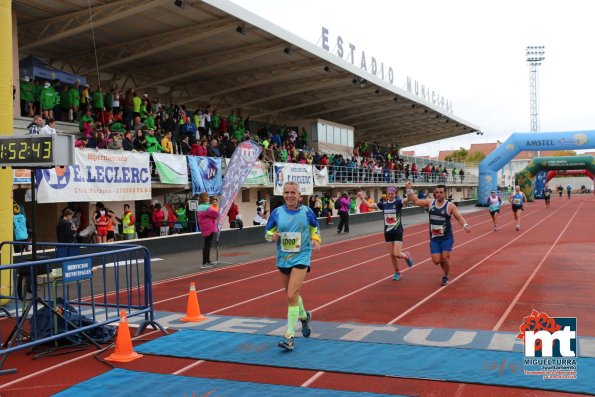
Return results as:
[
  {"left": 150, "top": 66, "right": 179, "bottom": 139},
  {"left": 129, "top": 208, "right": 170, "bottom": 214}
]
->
[{"left": 0, "top": 241, "right": 165, "bottom": 374}]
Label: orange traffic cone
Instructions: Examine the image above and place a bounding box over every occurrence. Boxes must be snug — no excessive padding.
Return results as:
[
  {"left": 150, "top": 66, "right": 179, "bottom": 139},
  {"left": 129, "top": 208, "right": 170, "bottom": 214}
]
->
[
  {"left": 105, "top": 310, "right": 143, "bottom": 362},
  {"left": 181, "top": 282, "right": 206, "bottom": 322}
]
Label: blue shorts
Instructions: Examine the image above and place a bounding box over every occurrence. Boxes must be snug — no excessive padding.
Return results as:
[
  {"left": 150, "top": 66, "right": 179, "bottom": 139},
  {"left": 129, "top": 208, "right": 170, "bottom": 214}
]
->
[{"left": 430, "top": 237, "right": 454, "bottom": 254}]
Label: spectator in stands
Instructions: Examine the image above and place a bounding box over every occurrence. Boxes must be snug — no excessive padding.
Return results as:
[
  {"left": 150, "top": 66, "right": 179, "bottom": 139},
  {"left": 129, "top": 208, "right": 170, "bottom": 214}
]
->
[
  {"left": 68, "top": 81, "right": 80, "bottom": 121},
  {"left": 58, "top": 85, "right": 70, "bottom": 121},
  {"left": 20, "top": 76, "right": 36, "bottom": 117},
  {"left": 145, "top": 111, "right": 156, "bottom": 131},
  {"left": 39, "top": 81, "right": 57, "bottom": 120},
  {"left": 132, "top": 91, "right": 142, "bottom": 119},
  {"left": 75, "top": 136, "right": 88, "bottom": 148},
  {"left": 180, "top": 135, "right": 192, "bottom": 155},
  {"left": 13, "top": 207, "right": 29, "bottom": 253},
  {"left": 207, "top": 138, "right": 221, "bottom": 157},
  {"left": 40, "top": 118, "right": 57, "bottom": 135},
  {"left": 228, "top": 201, "right": 242, "bottom": 229},
  {"left": 122, "top": 130, "right": 133, "bottom": 151},
  {"left": 190, "top": 139, "right": 207, "bottom": 156},
  {"left": 133, "top": 130, "right": 145, "bottom": 152},
  {"left": 27, "top": 115, "right": 43, "bottom": 135},
  {"left": 459, "top": 168, "right": 465, "bottom": 183},
  {"left": 92, "top": 86, "right": 104, "bottom": 117},
  {"left": 107, "top": 132, "right": 123, "bottom": 150},
  {"left": 137, "top": 205, "right": 152, "bottom": 238},
  {"left": 161, "top": 130, "right": 173, "bottom": 154},
  {"left": 79, "top": 108, "right": 94, "bottom": 133},
  {"left": 180, "top": 116, "right": 198, "bottom": 141},
  {"left": 132, "top": 115, "right": 144, "bottom": 132}
]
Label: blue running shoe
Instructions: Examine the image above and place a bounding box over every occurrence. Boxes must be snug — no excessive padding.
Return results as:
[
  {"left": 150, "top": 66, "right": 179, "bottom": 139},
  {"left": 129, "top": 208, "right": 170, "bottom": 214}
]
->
[
  {"left": 441, "top": 276, "right": 449, "bottom": 286},
  {"left": 392, "top": 272, "right": 401, "bottom": 281},
  {"left": 404, "top": 251, "right": 414, "bottom": 267},
  {"left": 301, "top": 311, "right": 312, "bottom": 338},
  {"left": 278, "top": 336, "right": 294, "bottom": 351}
]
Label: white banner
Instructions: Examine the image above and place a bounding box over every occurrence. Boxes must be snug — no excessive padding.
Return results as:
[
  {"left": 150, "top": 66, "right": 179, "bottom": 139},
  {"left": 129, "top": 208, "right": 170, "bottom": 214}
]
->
[
  {"left": 273, "top": 162, "right": 313, "bottom": 196},
  {"left": 35, "top": 149, "right": 151, "bottom": 203},
  {"left": 152, "top": 153, "right": 188, "bottom": 184},
  {"left": 244, "top": 160, "right": 269, "bottom": 185},
  {"left": 314, "top": 166, "right": 329, "bottom": 187}
]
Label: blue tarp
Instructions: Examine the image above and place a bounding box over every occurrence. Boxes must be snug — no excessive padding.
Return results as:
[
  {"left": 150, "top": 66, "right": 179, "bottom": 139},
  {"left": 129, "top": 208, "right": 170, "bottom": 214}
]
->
[{"left": 19, "top": 55, "right": 86, "bottom": 85}]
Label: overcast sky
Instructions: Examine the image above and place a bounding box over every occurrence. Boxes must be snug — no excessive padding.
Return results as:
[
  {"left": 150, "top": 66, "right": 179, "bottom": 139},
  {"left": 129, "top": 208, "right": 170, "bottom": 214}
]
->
[{"left": 229, "top": 0, "right": 595, "bottom": 156}]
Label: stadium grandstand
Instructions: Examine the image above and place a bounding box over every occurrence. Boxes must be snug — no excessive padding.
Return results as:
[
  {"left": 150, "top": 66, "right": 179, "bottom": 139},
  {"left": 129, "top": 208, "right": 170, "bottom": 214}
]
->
[{"left": 7, "top": 0, "right": 482, "bottom": 244}]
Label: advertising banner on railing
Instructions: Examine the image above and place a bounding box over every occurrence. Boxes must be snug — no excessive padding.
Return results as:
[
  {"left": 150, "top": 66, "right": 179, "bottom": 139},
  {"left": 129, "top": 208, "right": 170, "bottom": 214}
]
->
[
  {"left": 188, "top": 156, "right": 223, "bottom": 196},
  {"left": 314, "top": 166, "right": 329, "bottom": 187},
  {"left": 217, "top": 140, "right": 262, "bottom": 233},
  {"left": 152, "top": 153, "right": 188, "bottom": 184},
  {"left": 35, "top": 149, "right": 151, "bottom": 203},
  {"left": 273, "top": 162, "right": 313, "bottom": 196},
  {"left": 244, "top": 161, "right": 269, "bottom": 185}
]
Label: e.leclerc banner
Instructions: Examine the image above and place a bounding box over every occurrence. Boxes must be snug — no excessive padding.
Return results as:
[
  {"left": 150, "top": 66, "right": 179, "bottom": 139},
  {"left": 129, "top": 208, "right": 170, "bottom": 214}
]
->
[
  {"left": 273, "top": 162, "right": 313, "bottom": 195},
  {"left": 188, "top": 156, "right": 223, "bottom": 196},
  {"left": 35, "top": 149, "right": 151, "bottom": 203},
  {"left": 152, "top": 152, "right": 188, "bottom": 184},
  {"left": 217, "top": 141, "right": 262, "bottom": 232}
]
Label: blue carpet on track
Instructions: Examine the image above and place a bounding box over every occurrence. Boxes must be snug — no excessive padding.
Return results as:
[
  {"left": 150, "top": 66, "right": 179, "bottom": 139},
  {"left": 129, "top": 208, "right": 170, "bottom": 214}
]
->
[
  {"left": 133, "top": 329, "right": 594, "bottom": 394},
  {"left": 53, "top": 368, "right": 406, "bottom": 397}
]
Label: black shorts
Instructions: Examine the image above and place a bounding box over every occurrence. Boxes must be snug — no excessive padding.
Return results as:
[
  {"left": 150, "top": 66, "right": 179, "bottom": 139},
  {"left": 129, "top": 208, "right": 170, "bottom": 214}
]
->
[
  {"left": 489, "top": 209, "right": 500, "bottom": 215},
  {"left": 512, "top": 205, "right": 523, "bottom": 212},
  {"left": 277, "top": 264, "right": 310, "bottom": 275},
  {"left": 384, "top": 232, "right": 403, "bottom": 243},
  {"left": 544, "top": 196, "right": 551, "bottom": 202},
  {"left": 107, "top": 231, "right": 115, "bottom": 239}
]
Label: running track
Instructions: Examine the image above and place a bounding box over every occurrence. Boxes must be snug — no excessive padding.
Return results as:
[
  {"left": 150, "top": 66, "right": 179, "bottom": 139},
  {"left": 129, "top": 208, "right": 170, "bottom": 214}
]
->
[{"left": 1, "top": 195, "right": 593, "bottom": 397}]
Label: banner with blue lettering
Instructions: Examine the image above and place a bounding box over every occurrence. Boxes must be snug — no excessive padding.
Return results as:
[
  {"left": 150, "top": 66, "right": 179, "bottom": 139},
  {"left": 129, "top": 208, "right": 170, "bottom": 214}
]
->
[
  {"left": 35, "top": 149, "right": 151, "bottom": 203},
  {"left": 188, "top": 156, "right": 223, "bottom": 196},
  {"left": 217, "top": 141, "right": 262, "bottom": 232},
  {"left": 273, "top": 162, "right": 313, "bottom": 195}
]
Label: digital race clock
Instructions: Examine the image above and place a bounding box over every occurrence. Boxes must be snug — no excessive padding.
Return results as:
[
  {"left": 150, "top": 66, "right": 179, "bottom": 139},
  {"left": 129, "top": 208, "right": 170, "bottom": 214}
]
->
[{"left": 0, "top": 135, "right": 75, "bottom": 168}]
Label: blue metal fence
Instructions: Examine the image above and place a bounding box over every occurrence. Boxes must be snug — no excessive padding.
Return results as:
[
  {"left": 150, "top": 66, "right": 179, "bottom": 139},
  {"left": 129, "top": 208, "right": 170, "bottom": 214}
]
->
[{"left": 0, "top": 241, "right": 165, "bottom": 373}]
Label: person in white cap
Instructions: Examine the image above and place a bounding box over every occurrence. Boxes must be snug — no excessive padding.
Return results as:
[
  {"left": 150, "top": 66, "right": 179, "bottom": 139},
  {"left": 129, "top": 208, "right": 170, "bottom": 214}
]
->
[{"left": 253, "top": 198, "right": 268, "bottom": 225}]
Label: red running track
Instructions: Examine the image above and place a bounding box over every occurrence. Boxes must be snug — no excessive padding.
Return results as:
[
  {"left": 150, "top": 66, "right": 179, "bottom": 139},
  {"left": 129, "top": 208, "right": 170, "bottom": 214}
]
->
[{"left": 1, "top": 196, "right": 593, "bottom": 397}]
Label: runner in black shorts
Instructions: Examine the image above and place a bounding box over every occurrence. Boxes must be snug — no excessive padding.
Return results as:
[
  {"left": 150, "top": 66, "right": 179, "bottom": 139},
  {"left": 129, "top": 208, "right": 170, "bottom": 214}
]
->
[
  {"left": 357, "top": 187, "right": 414, "bottom": 282},
  {"left": 543, "top": 185, "right": 552, "bottom": 208}
]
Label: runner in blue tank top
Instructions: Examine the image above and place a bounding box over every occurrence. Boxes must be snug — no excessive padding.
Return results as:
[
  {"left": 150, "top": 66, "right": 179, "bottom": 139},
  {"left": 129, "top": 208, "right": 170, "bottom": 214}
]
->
[
  {"left": 357, "top": 186, "right": 414, "bottom": 282},
  {"left": 406, "top": 182, "right": 471, "bottom": 286},
  {"left": 265, "top": 181, "right": 321, "bottom": 351},
  {"left": 509, "top": 185, "right": 528, "bottom": 231}
]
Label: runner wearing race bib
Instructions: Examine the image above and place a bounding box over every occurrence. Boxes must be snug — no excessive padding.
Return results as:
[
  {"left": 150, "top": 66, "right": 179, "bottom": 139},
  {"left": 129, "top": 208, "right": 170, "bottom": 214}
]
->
[
  {"left": 542, "top": 185, "right": 552, "bottom": 208},
  {"left": 407, "top": 182, "right": 471, "bottom": 287},
  {"left": 264, "top": 181, "right": 321, "bottom": 352},
  {"left": 357, "top": 187, "right": 414, "bottom": 282},
  {"left": 486, "top": 190, "right": 502, "bottom": 231},
  {"left": 509, "top": 185, "right": 528, "bottom": 231}
]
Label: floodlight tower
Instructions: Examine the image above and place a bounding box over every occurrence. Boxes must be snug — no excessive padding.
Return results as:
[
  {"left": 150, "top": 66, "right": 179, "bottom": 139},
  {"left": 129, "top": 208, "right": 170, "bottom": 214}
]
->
[{"left": 526, "top": 46, "right": 545, "bottom": 134}]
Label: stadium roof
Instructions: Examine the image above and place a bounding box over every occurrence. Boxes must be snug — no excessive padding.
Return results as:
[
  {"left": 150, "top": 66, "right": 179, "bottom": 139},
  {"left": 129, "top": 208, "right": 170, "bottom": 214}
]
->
[{"left": 14, "top": 0, "right": 480, "bottom": 148}]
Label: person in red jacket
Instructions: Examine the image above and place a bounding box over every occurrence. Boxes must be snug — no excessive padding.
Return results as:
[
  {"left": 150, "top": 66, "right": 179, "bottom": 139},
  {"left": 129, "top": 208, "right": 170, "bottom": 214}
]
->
[
  {"left": 227, "top": 201, "right": 242, "bottom": 229},
  {"left": 151, "top": 203, "right": 166, "bottom": 236}
]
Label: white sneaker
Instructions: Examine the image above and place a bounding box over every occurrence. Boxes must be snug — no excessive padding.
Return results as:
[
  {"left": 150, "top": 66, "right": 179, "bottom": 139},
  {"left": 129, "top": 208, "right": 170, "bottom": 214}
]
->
[
  {"left": 201, "top": 263, "right": 215, "bottom": 269},
  {"left": 515, "top": 225, "right": 520, "bottom": 231}
]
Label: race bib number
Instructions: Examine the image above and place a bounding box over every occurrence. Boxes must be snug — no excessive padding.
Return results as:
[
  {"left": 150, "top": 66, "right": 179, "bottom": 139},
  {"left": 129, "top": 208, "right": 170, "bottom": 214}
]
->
[
  {"left": 512, "top": 198, "right": 521, "bottom": 205},
  {"left": 281, "top": 232, "right": 301, "bottom": 253},
  {"left": 384, "top": 213, "right": 399, "bottom": 227},
  {"left": 431, "top": 224, "right": 445, "bottom": 237},
  {"left": 489, "top": 203, "right": 500, "bottom": 212}
]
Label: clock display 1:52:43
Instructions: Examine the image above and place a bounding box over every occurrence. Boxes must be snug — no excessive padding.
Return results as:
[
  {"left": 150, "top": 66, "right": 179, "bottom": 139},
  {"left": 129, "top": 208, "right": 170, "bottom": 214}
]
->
[{"left": 0, "top": 137, "right": 53, "bottom": 163}]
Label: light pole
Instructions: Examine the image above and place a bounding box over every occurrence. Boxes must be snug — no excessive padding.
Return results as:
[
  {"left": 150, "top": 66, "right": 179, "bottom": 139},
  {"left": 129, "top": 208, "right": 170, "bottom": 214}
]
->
[{"left": 526, "top": 45, "right": 545, "bottom": 151}]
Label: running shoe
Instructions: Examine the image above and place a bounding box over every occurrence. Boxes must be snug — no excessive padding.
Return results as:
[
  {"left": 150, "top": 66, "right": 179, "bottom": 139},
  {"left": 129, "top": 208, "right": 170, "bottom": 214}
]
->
[
  {"left": 404, "top": 251, "right": 414, "bottom": 267},
  {"left": 301, "top": 311, "right": 312, "bottom": 338},
  {"left": 441, "top": 276, "right": 449, "bottom": 286},
  {"left": 515, "top": 225, "right": 520, "bottom": 231},
  {"left": 200, "top": 263, "right": 215, "bottom": 269},
  {"left": 278, "top": 336, "right": 294, "bottom": 351},
  {"left": 493, "top": 225, "right": 497, "bottom": 231},
  {"left": 337, "top": 230, "right": 341, "bottom": 234},
  {"left": 392, "top": 272, "right": 401, "bottom": 281}
]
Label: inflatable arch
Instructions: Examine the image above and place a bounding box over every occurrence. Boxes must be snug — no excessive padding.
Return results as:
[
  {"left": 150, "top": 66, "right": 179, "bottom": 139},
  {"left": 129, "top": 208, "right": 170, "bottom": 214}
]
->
[
  {"left": 515, "top": 156, "right": 595, "bottom": 200},
  {"left": 546, "top": 169, "right": 595, "bottom": 183},
  {"left": 478, "top": 130, "right": 595, "bottom": 204}
]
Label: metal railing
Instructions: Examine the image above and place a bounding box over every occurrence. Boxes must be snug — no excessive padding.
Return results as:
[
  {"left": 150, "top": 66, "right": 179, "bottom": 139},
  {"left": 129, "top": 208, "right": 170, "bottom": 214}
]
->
[{"left": 0, "top": 241, "right": 165, "bottom": 373}]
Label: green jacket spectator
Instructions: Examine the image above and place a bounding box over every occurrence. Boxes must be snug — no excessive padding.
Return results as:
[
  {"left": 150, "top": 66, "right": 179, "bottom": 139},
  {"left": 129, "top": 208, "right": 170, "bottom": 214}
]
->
[
  {"left": 110, "top": 121, "right": 125, "bottom": 133},
  {"left": 79, "top": 111, "right": 94, "bottom": 132},
  {"left": 39, "top": 83, "right": 57, "bottom": 111},
  {"left": 92, "top": 90, "right": 104, "bottom": 110},
  {"left": 104, "top": 91, "right": 113, "bottom": 110},
  {"left": 20, "top": 79, "right": 36, "bottom": 102},
  {"left": 144, "top": 114, "right": 155, "bottom": 131},
  {"left": 68, "top": 85, "right": 80, "bottom": 108},
  {"left": 144, "top": 131, "right": 164, "bottom": 153},
  {"left": 59, "top": 87, "right": 71, "bottom": 109}
]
